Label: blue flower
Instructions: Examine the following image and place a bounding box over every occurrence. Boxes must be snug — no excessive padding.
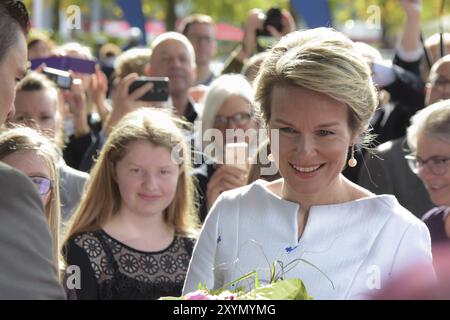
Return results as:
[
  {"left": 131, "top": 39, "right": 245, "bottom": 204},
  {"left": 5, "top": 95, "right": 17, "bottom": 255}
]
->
[{"left": 285, "top": 245, "right": 298, "bottom": 254}]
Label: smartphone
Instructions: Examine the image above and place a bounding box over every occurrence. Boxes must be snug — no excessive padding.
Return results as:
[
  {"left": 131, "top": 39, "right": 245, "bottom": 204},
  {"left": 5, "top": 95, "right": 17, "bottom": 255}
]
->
[
  {"left": 30, "top": 56, "right": 96, "bottom": 74},
  {"left": 42, "top": 67, "right": 72, "bottom": 90},
  {"left": 128, "top": 77, "right": 170, "bottom": 102},
  {"left": 224, "top": 142, "right": 249, "bottom": 170}
]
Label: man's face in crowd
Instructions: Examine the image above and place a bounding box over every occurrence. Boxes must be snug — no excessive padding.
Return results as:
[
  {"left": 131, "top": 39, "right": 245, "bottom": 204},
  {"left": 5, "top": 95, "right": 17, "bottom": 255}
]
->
[
  {"left": 150, "top": 39, "right": 196, "bottom": 97},
  {"left": 185, "top": 22, "right": 217, "bottom": 67},
  {"left": 13, "top": 88, "right": 60, "bottom": 139},
  {"left": 0, "top": 31, "right": 27, "bottom": 125}
]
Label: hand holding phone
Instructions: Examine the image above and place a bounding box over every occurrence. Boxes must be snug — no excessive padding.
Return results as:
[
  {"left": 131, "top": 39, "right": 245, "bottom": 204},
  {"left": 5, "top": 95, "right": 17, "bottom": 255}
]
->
[
  {"left": 128, "top": 77, "right": 170, "bottom": 102},
  {"left": 42, "top": 67, "right": 72, "bottom": 90}
]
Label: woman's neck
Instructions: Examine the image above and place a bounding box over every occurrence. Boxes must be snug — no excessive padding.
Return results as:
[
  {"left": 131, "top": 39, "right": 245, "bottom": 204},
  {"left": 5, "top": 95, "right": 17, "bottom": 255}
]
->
[
  {"left": 103, "top": 208, "right": 175, "bottom": 252},
  {"left": 271, "top": 175, "right": 366, "bottom": 212}
]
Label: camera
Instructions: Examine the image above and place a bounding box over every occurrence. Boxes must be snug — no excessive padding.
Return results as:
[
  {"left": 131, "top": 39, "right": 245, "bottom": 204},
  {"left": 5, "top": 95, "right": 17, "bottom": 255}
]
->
[
  {"left": 42, "top": 67, "right": 72, "bottom": 90},
  {"left": 256, "top": 7, "right": 283, "bottom": 38},
  {"left": 128, "top": 77, "right": 170, "bottom": 102}
]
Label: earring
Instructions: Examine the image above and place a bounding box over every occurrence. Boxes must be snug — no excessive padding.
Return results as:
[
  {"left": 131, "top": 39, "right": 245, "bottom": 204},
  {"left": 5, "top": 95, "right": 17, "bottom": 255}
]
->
[
  {"left": 348, "top": 145, "right": 357, "bottom": 167},
  {"left": 268, "top": 153, "right": 274, "bottom": 162}
]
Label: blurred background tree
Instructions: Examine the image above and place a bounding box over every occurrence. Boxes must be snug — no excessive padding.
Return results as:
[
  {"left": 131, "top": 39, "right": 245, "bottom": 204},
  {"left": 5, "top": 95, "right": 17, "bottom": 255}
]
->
[
  {"left": 330, "top": 0, "right": 450, "bottom": 46},
  {"left": 22, "top": 0, "right": 450, "bottom": 49}
]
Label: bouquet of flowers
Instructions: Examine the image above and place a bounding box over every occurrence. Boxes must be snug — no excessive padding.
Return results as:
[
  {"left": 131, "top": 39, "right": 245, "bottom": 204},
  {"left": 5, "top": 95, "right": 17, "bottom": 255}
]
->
[
  {"left": 163, "top": 277, "right": 313, "bottom": 300},
  {"left": 161, "top": 245, "right": 333, "bottom": 300}
]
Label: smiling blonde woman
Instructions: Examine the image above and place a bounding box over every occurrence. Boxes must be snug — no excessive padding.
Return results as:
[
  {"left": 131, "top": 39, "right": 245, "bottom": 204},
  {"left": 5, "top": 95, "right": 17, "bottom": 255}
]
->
[{"left": 183, "top": 28, "right": 434, "bottom": 300}]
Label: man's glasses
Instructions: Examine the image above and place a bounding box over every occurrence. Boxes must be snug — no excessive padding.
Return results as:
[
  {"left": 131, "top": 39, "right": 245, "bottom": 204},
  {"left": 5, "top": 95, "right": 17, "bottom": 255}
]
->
[
  {"left": 405, "top": 154, "right": 450, "bottom": 176},
  {"left": 29, "top": 176, "right": 52, "bottom": 196},
  {"left": 214, "top": 112, "right": 252, "bottom": 128}
]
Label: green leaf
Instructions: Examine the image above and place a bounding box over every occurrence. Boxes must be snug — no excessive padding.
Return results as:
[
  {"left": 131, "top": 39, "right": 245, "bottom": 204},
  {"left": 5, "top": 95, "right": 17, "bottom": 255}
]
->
[
  {"left": 239, "top": 278, "right": 313, "bottom": 300},
  {"left": 270, "top": 261, "right": 276, "bottom": 283},
  {"left": 211, "top": 270, "right": 257, "bottom": 295},
  {"left": 159, "top": 296, "right": 185, "bottom": 300}
]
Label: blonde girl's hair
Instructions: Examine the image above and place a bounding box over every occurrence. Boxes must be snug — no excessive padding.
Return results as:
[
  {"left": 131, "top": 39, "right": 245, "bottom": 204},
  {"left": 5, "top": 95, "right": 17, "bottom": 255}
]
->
[
  {"left": 0, "top": 126, "right": 61, "bottom": 273},
  {"left": 64, "top": 107, "right": 199, "bottom": 243},
  {"left": 254, "top": 27, "right": 378, "bottom": 146}
]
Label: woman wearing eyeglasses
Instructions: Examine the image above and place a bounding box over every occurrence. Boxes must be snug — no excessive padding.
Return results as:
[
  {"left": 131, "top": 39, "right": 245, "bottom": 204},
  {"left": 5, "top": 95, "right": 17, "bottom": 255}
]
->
[
  {"left": 200, "top": 74, "right": 259, "bottom": 213},
  {"left": 0, "top": 126, "right": 61, "bottom": 272},
  {"left": 406, "top": 100, "right": 450, "bottom": 246}
]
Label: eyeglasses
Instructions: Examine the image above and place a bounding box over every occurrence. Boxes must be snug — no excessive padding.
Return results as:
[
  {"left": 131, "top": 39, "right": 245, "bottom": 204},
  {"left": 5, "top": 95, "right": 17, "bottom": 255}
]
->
[
  {"left": 29, "top": 176, "right": 52, "bottom": 196},
  {"left": 214, "top": 112, "right": 252, "bottom": 128},
  {"left": 405, "top": 154, "right": 450, "bottom": 176}
]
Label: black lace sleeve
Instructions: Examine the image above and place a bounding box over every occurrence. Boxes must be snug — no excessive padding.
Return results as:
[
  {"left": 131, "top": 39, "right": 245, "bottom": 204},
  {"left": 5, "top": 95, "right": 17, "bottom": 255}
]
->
[
  {"left": 182, "top": 236, "right": 196, "bottom": 257},
  {"left": 63, "top": 237, "right": 99, "bottom": 299}
]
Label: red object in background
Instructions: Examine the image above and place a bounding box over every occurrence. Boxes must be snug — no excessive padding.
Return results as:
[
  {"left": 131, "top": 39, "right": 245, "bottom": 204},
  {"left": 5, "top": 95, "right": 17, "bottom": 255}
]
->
[
  {"left": 215, "top": 23, "right": 243, "bottom": 42},
  {"left": 145, "top": 20, "right": 166, "bottom": 36}
]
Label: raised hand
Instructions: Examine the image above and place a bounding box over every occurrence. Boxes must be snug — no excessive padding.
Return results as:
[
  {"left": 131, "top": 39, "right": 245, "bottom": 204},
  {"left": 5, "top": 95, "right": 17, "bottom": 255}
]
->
[{"left": 206, "top": 164, "right": 248, "bottom": 210}]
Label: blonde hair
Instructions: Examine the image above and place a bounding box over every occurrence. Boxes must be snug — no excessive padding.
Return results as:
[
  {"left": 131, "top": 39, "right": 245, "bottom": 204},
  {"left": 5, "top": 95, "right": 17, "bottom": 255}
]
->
[
  {"left": 428, "top": 55, "right": 450, "bottom": 82},
  {"left": 255, "top": 28, "right": 378, "bottom": 145},
  {"left": 181, "top": 14, "right": 215, "bottom": 35},
  {"left": 407, "top": 100, "right": 450, "bottom": 152},
  {"left": 99, "top": 42, "right": 122, "bottom": 62},
  {"left": 424, "top": 33, "right": 450, "bottom": 64},
  {"left": 114, "top": 47, "right": 152, "bottom": 78},
  {"left": 242, "top": 51, "right": 269, "bottom": 83},
  {"left": 64, "top": 107, "right": 199, "bottom": 243},
  {"left": 27, "top": 29, "right": 54, "bottom": 50},
  {"left": 0, "top": 126, "right": 61, "bottom": 271},
  {"left": 58, "top": 42, "right": 94, "bottom": 60}
]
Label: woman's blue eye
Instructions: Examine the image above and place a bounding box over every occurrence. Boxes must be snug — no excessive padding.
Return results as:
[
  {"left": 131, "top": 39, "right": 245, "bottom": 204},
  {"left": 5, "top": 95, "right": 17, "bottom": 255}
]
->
[{"left": 317, "top": 130, "right": 334, "bottom": 136}]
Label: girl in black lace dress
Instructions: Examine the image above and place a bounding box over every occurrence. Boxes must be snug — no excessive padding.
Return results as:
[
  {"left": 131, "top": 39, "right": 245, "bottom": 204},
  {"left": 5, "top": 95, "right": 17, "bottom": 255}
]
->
[{"left": 62, "top": 108, "right": 199, "bottom": 299}]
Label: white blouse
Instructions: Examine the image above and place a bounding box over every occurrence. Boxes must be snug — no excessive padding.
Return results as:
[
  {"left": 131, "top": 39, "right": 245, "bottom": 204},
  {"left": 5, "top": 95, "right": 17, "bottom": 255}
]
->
[{"left": 183, "top": 179, "right": 434, "bottom": 299}]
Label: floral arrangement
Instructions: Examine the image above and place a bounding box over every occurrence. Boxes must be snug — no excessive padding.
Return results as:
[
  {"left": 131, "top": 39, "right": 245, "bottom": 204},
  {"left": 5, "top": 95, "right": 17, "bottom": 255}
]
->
[
  {"left": 161, "top": 278, "right": 312, "bottom": 300},
  {"left": 161, "top": 244, "right": 334, "bottom": 300}
]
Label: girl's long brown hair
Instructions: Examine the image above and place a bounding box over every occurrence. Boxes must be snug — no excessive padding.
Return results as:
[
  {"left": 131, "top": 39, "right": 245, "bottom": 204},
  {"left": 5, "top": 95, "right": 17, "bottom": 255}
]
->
[{"left": 64, "top": 107, "right": 199, "bottom": 245}]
